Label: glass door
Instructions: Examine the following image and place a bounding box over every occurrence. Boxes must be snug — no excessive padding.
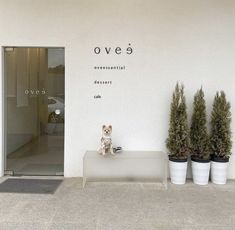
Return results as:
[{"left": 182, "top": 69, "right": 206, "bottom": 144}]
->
[{"left": 4, "top": 47, "right": 65, "bottom": 176}]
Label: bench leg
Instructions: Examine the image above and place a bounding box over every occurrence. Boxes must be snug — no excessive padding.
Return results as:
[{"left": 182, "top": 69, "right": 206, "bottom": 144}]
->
[
  {"left": 83, "top": 177, "right": 86, "bottom": 188},
  {"left": 164, "top": 159, "right": 168, "bottom": 190}
]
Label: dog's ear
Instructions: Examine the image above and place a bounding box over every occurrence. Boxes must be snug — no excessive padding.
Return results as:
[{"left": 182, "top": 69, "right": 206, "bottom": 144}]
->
[
  {"left": 102, "top": 125, "right": 106, "bottom": 129},
  {"left": 109, "top": 125, "right": 112, "bottom": 129}
]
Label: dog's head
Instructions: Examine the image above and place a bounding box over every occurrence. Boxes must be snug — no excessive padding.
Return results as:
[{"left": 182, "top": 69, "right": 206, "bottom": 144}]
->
[{"left": 102, "top": 125, "right": 112, "bottom": 136}]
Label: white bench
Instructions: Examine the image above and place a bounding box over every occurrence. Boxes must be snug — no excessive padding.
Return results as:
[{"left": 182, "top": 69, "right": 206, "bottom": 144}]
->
[{"left": 83, "top": 151, "right": 168, "bottom": 189}]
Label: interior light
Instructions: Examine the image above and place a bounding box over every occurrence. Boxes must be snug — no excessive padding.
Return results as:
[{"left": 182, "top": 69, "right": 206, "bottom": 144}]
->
[{"left": 55, "top": 109, "right": 61, "bottom": 115}]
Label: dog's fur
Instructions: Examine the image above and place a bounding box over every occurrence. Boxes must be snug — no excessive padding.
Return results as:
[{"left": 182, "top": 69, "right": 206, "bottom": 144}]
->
[{"left": 98, "top": 125, "right": 114, "bottom": 156}]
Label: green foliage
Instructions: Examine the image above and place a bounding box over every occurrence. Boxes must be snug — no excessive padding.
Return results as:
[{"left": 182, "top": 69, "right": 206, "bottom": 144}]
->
[
  {"left": 190, "top": 88, "right": 209, "bottom": 160},
  {"left": 210, "top": 91, "right": 232, "bottom": 159},
  {"left": 166, "top": 83, "right": 190, "bottom": 160}
]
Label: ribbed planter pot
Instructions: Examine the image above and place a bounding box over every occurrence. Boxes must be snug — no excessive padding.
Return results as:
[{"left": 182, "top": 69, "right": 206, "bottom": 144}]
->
[
  {"left": 169, "top": 157, "right": 188, "bottom": 185},
  {"left": 191, "top": 157, "right": 210, "bottom": 185},
  {"left": 211, "top": 157, "right": 229, "bottom": 185}
]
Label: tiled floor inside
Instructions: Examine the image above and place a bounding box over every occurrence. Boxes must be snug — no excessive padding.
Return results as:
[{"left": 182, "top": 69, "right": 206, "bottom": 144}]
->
[{"left": 0, "top": 177, "right": 235, "bottom": 230}]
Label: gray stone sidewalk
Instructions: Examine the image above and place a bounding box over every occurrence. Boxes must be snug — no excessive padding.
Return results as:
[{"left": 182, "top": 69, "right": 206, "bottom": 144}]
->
[{"left": 0, "top": 177, "right": 235, "bottom": 230}]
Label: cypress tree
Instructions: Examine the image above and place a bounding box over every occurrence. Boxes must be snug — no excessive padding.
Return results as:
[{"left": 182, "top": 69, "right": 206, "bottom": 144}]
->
[
  {"left": 210, "top": 91, "right": 232, "bottom": 159},
  {"left": 190, "top": 88, "right": 209, "bottom": 160},
  {"left": 166, "top": 83, "right": 190, "bottom": 160}
]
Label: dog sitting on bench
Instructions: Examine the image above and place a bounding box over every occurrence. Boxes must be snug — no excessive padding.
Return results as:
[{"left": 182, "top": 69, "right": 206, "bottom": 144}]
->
[{"left": 98, "top": 125, "right": 115, "bottom": 156}]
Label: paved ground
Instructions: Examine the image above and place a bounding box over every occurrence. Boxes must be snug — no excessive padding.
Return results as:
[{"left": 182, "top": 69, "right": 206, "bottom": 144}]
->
[{"left": 0, "top": 177, "right": 235, "bottom": 230}]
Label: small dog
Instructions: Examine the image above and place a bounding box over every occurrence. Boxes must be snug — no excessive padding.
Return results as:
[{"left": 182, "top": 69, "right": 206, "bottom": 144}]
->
[{"left": 98, "top": 125, "right": 115, "bottom": 156}]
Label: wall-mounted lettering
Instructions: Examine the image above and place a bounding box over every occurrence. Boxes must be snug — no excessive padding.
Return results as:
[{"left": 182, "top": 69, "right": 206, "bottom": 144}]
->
[
  {"left": 94, "top": 44, "right": 133, "bottom": 55},
  {"left": 94, "top": 95, "right": 101, "bottom": 99}
]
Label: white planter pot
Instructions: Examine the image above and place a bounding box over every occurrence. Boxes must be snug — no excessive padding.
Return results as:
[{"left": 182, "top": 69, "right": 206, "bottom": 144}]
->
[
  {"left": 169, "top": 160, "right": 188, "bottom": 185},
  {"left": 211, "top": 161, "right": 229, "bottom": 185},
  {"left": 192, "top": 160, "right": 210, "bottom": 185}
]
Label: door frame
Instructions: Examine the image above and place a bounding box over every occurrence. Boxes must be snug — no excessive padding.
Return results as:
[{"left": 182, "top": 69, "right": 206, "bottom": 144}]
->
[
  {"left": 0, "top": 46, "right": 5, "bottom": 176},
  {"left": 1, "top": 46, "right": 65, "bottom": 176}
]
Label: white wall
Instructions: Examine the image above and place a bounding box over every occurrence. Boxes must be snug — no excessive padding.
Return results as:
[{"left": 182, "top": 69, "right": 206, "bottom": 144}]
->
[{"left": 1, "top": 0, "right": 235, "bottom": 178}]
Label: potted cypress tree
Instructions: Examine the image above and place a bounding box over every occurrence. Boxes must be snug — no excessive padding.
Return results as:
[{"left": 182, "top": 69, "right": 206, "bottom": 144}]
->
[
  {"left": 210, "top": 91, "right": 232, "bottom": 184},
  {"left": 190, "top": 88, "right": 210, "bottom": 185},
  {"left": 166, "top": 83, "right": 190, "bottom": 184}
]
